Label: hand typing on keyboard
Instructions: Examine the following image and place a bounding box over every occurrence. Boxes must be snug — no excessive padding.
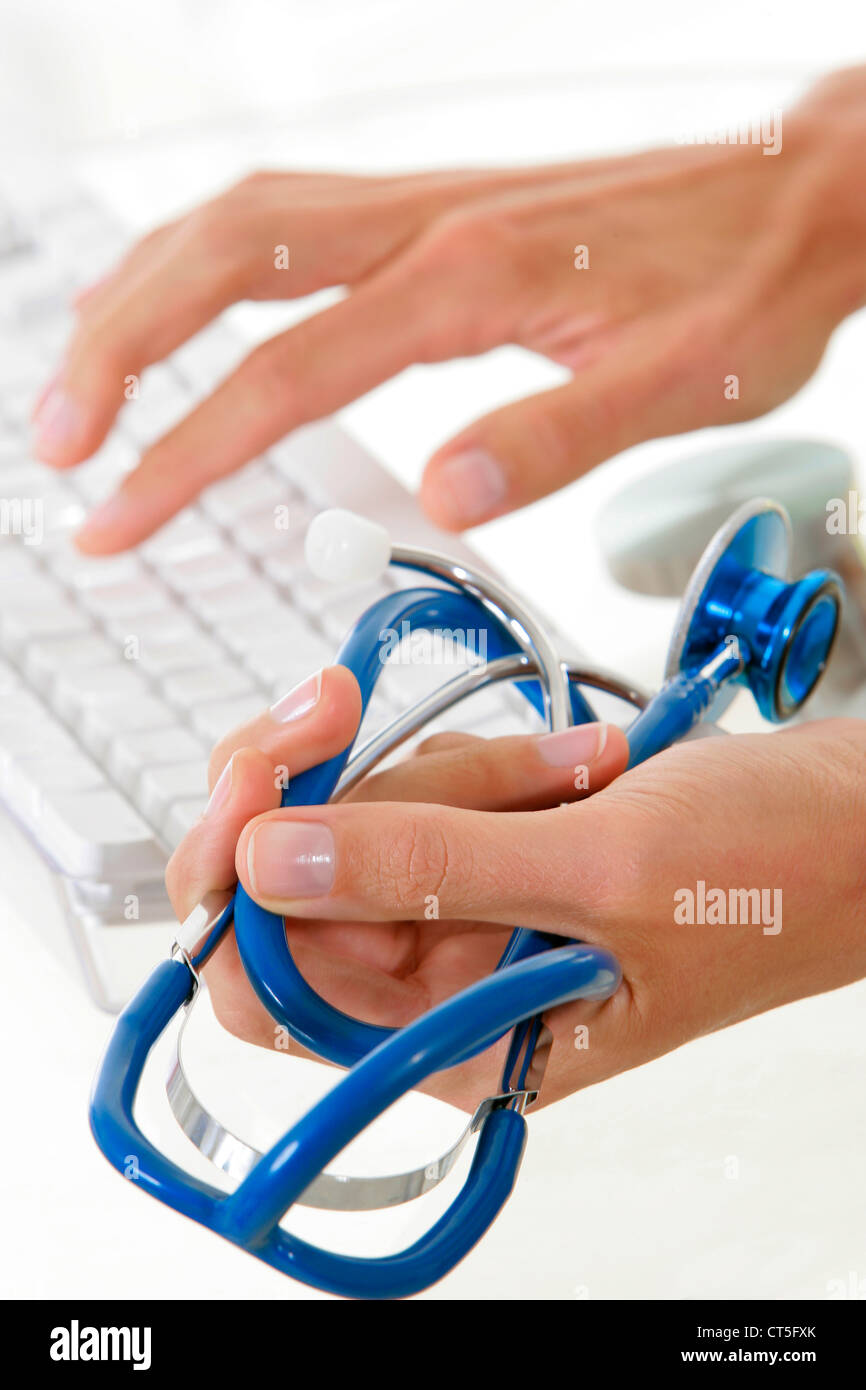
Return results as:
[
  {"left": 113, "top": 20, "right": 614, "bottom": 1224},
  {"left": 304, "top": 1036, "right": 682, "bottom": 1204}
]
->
[
  {"left": 28, "top": 66, "right": 866, "bottom": 552},
  {"left": 0, "top": 190, "right": 549, "bottom": 1007},
  {"left": 166, "top": 674, "right": 866, "bottom": 1114}
]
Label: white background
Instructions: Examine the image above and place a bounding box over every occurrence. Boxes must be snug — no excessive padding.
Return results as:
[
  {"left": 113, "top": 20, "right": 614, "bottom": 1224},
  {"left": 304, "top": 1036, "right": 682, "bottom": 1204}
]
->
[{"left": 1, "top": 0, "right": 865, "bottom": 1302}]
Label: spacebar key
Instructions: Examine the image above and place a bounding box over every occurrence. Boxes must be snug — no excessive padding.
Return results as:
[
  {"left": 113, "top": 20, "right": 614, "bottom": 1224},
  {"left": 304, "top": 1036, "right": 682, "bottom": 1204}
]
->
[{"left": 30, "top": 786, "right": 166, "bottom": 881}]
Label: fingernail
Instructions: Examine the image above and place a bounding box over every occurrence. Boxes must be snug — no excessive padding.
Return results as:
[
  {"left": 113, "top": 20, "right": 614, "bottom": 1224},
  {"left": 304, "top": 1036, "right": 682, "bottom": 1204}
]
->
[
  {"left": 32, "top": 387, "right": 87, "bottom": 461},
  {"left": 76, "top": 493, "right": 131, "bottom": 546},
  {"left": 247, "top": 821, "right": 335, "bottom": 899},
  {"left": 433, "top": 449, "right": 507, "bottom": 526},
  {"left": 30, "top": 370, "right": 63, "bottom": 422},
  {"left": 73, "top": 273, "right": 110, "bottom": 307},
  {"left": 269, "top": 670, "right": 322, "bottom": 723},
  {"left": 204, "top": 756, "right": 233, "bottom": 817},
  {"left": 537, "top": 723, "right": 609, "bottom": 767}
]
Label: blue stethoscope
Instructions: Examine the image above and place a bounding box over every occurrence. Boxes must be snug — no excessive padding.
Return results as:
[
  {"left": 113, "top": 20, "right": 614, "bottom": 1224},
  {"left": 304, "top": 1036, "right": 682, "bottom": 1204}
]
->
[{"left": 90, "top": 497, "right": 842, "bottom": 1299}]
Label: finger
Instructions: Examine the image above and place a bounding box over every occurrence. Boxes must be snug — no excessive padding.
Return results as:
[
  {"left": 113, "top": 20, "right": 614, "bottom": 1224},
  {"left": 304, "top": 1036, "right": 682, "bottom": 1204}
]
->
[
  {"left": 165, "top": 747, "right": 280, "bottom": 920},
  {"left": 419, "top": 306, "right": 732, "bottom": 529},
  {"left": 32, "top": 217, "right": 249, "bottom": 470},
  {"left": 165, "top": 745, "right": 288, "bottom": 1049},
  {"left": 235, "top": 776, "right": 626, "bottom": 931},
  {"left": 348, "top": 721, "right": 627, "bottom": 810},
  {"left": 205, "top": 664, "right": 362, "bottom": 792},
  {"left": 67, "top": 220, "right": 181, "bottom": 315},
  {"left": 166, "top": 666, "right": 361, "bottom": 914},
  {"left": 72, "top": 252, "right": 480, "bottom": 553}
]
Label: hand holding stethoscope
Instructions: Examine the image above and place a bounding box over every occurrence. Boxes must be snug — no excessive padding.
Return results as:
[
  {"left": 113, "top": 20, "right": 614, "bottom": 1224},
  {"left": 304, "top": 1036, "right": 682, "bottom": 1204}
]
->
[
  {"left": 166, "top": 663, "right": 866, "bottom": 1117},
  {"left": 91, "top": 499, "right": 860, "bottom": 1297}
]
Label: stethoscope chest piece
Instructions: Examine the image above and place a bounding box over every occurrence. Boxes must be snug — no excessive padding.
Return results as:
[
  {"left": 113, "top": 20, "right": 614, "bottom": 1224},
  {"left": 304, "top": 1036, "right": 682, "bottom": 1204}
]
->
[
  {"left": 666, "top": 498, "right": 842, "bottom": 722},
  {"left": 89, "top": 494, "right": 845, "bottom": 1299}
]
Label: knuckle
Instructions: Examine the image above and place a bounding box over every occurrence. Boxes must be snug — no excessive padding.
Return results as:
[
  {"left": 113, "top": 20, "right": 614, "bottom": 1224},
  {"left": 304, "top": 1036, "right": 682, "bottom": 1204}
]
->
[
  {"left": 403, "top": 210, "right": 520, "bottom": 358},
  {"left": 242, "top": 339, "right": 299, "bottom": 414},
  {"left": 417, "top": 208, "right": 517, "bottom": 274},
  {"left": 369, "top": 811, "right": 458, "bottom": 914}
]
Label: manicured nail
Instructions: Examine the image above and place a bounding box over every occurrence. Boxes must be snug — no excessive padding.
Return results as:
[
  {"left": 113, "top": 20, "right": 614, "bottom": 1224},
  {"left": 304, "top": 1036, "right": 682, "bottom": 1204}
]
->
[
  {"left": 30, "top": 370, "right": 63, "bottom": 422},
  {"left": 433, "top": 449, "right": 507, "bottom": 526},
  {"left": 247, "top": 821, "right": 335, "bottom": 899},
  {"left": 269, "top": 670, "right": 322, "bottom": 723},
  {"left": 32, "top": 387, "right": 88, "bottom": 461},
  {"left": 537, "top": 723, "right": 609, "bottom": 767},
  {"left": 76, "top": 493, "right": 132, "bottom": 546},
  {"left": 73, "top": 273, "right": 110, "bottom": 307},
  {"left": 204, "top": 756, "right": 233, "bottom": 817}
]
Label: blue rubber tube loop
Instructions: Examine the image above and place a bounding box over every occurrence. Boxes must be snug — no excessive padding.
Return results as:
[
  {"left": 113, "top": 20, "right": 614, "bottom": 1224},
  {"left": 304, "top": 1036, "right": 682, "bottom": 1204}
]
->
[
  {"left": 233, "top": 585, "right": 595, "bottom": 1069},
  {"left": 90, "top": 942, "right": 620, "bottom": 1299}
]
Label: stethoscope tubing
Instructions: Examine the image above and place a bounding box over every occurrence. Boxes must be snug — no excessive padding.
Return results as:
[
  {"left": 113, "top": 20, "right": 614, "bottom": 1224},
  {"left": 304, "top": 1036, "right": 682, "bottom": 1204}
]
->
[{"left": 90, "top": 941, "right": 619, "bottom": 1299}]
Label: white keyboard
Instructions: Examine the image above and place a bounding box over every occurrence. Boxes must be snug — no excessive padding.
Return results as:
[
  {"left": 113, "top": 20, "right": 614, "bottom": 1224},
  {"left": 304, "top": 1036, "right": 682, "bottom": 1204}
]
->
[{"left": 0, "top": 183, "right": 558, "bottom": 1011}]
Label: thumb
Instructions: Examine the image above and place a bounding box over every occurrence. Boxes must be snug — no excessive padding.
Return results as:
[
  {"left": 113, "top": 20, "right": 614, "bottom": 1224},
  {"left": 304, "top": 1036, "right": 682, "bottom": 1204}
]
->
[
  {"left": 419, "top": 311, "right": 730, "bottom": 529},
  {"left": 234, "top": 778, "right": 628, "bottom": 932}
]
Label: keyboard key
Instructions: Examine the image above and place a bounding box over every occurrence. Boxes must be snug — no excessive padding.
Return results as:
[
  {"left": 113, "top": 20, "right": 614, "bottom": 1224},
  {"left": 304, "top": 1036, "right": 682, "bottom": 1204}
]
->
[
  {"left": 270, "top": 425, "right": 338, "bottom": 507},
  {"left": 161, "top": 666, "right": 255, "bottom": 710},
  {"left": 7, "top": 750, "right": 105, "bottom": 805},
  {"left": 235, "top": 500, "right": 313, "bottom": 557},
  {"left": 245, "top": 633, "right": 333, "bottom": 691},
  {"left": 0, "top": 693, "right": 79, "bottom": 770},
  {"left": 135, "top": 631, "right": 223, "bottom": 678},
  {"left": 72, "top": 436, "right": 137, "bottom": 503},
  {"left": 164, "top": 796, "right": 209, "bottom": 848},
  {"left": 161, "top": 549, "right": 253, "bottom": 596},
  {"left": 81, "top": 578, "right": 173, "bottom": 621},
  {"left": 80, "top": 695, "right": 176, "bottom": 760},
  {"left": 140, "top": 512, "right": 221, "bottom": 566},
  {"left": 138, "top": 760, "right": 209, "bottom": 828},
  {"left": 259, "top": 536, "right": 309, "bottom": 588},
  {"left": 49, "top": 546, "right": 144, "bottom": 590},
  {"left": 2, "top": 382, "right": 39, "bottom": 430},
  {"left": 170, "top": 324, "right": 243, "bottom": 392},
  {"left": 54, "top": 664, "right": 152, "bottom": 721},
  {"left": 118, "top": 367, "right": 188, "bottom": 447},
  {"left": 109, "top": 726, "right": 207, "bottom": 797},
  {"left": 24, "top": 632, "right": 121, "bottom": 691},
  {"left": 0, "top": 597, "right": 91, "bottom": 653},
  {"left": 192, "top": 695, "right": 265, "bottom": 743},
  {"left": 0, "top": 570, "right": 59, "bottom": 606},
  {"left": 200, "top": 465, "right": 293, "bottom": 525},
  {"left": 220, "top": 603, "right": 312, "bottom": 654},
  {"left": 21, "top": 785, "right": 164, "bottom": 879},
  {"left": 104, "top": 606, "right": 202, "bottom": 647},
  {"left": 0, "top": 540, "right": 43, "bottom": 580},
  {"left": 37, "top": 483, "right": 88, "bottom": 537},
  {"left": 189, "top": 578, "right": 282, "bottom": 625}
]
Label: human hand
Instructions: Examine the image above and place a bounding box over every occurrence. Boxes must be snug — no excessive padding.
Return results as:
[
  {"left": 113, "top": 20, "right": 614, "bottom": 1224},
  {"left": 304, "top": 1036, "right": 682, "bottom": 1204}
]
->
[
  {"left": 165, "top": 666, "right": 629, "bottom": 1109},
  {"left": 35, "top": 68, "right": 866, "bottom": 551},
  {"left": 165, "top": 667, "right": 866, "bottom": 1113}
]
